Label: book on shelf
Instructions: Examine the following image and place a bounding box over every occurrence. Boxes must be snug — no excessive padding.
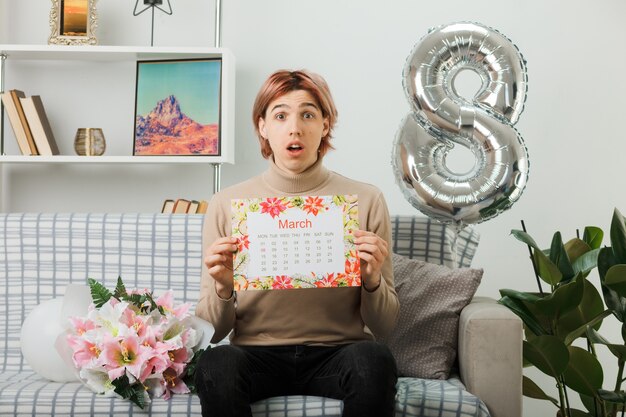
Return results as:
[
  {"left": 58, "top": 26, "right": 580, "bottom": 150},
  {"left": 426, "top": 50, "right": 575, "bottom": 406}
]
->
[
  {"left": 196, "top": 200, "right": 208, "bottom": 214},
  {"left": 161, "top": 199, "right": 175, "bottom": 213},
  {"left": 1, "top": 90, "right": 33, "bottom": 155},
  {"left": 162, "top": 198, "right": 208, "bottom": 214},
  {"left": 187, "top": 200, "right": 200, "bottom": 214},
  {"left": 9, "top": 90, "right": 38, "bottom": 155},
  {"left": 18, "top": 95, "right": 60, "bottom": 156},
  {"left": 172, "top": 199, "right": 191, "bottom": 214}
]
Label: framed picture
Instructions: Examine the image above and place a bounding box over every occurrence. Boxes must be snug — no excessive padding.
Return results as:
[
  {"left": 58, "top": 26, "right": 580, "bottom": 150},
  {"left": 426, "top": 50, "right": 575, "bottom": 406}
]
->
[
  {"left": 49, "top": 0, "right": 98, "bottom": 45},
  {"left": 133, "top": 58, "right": 223, "bottom": 156}
]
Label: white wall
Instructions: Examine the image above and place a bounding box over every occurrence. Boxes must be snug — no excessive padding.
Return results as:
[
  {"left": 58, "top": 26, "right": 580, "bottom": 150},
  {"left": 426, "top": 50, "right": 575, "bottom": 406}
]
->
[{"left": 3, "top": 1, "right": 626, "bottom": 415}]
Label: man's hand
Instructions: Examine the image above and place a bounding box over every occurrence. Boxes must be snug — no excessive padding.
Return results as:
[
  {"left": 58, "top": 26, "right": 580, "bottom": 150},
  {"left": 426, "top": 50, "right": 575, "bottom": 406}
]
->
[
  {"left": 354, "top": 230, "right": 388, "bottom": 291},
  {"left": 204, "top": 236, "right": 237, "bottom": 299}
]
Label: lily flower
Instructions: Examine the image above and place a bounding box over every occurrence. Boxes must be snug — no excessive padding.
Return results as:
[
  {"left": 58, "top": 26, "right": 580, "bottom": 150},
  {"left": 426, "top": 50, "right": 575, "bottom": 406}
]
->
[
  {"left": 67, "top": 334, "right": 101, "bottom": 368},
  {"left": 100, "top": 334, "right": 151, "bottom": 381},
  {"left": 156, "top": 290, "right": 191, "bottom": 319},
  {"left": 79, "top": 367, "right": 116, "bottom": 396},
  {"left": 121, "top": 308, "right": 150, "bottom": 338},
  {"left": 69, "top": 316, "right": 96, "bottom": 335},
  {"left": 146, "top": 367, "right": 190, "bottom": 400},
  {"left": 89, "top": 299, "right": 129, "bottom": 337},
  {"left": 166, "top": 347, "right": 190, "bottom": 376}
]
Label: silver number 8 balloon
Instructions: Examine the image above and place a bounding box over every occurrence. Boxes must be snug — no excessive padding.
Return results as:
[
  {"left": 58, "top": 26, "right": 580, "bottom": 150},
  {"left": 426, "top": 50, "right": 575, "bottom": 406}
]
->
[{"left": 392, "top": 22, "right": 530, "bottom": 227}]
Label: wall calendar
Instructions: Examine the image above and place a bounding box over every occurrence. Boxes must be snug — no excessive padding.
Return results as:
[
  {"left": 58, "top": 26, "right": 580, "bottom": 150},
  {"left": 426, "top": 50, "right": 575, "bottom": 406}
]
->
[{"left": 231, "top": 195, "right": 361, "bottom": 290}]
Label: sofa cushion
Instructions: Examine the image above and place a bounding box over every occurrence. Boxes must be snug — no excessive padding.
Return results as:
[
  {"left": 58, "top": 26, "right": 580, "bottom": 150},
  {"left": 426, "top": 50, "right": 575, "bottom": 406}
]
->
[
  {"left": 0, "top": 370, "right": 489, "bottom": 417},
  {"left": 390, "top": 215, "right": 479, "bottom": 268},
  {"left": 380, "top": 253, "right": 483, "bottom": 379}
]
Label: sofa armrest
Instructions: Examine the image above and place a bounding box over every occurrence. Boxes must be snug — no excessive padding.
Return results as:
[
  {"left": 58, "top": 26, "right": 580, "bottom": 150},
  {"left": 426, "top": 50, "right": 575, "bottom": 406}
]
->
[{"left": 458, "top": 296, "right": 523, "bottom": 417}]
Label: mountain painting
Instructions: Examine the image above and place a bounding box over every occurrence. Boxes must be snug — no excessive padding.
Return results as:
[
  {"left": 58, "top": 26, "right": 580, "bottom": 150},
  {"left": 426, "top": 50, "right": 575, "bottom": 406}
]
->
[{"left": 134, "top": 58, "right": 222, "bottom": 156}]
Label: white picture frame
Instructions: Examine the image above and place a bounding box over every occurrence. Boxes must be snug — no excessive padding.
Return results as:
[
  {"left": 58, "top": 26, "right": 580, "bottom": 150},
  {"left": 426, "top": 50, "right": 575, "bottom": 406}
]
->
[{"left": 49, "top": 0, "right": 98, "bottom": 46}]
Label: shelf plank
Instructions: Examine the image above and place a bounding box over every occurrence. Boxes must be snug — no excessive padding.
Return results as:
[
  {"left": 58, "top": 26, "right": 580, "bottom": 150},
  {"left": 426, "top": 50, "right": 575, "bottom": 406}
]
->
[
  {"left": 0, "top": 155, "right": 229, "bottom": 164},
  {"left": 0, "top": 44, "right": 229, "bottom": 61}
]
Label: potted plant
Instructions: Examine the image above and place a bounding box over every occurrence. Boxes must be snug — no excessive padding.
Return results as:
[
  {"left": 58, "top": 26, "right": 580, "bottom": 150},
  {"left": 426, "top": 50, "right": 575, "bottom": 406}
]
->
[{"left": 499, "top": 208, "right": 626, "bottom": 417}]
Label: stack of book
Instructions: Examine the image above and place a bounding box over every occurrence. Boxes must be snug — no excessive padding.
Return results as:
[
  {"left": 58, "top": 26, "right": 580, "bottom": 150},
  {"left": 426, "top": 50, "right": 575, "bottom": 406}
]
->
[
  {"left": 161, "top": 199, "right": 208, "bottom": 214},
  {"left": 1, "top": 89, "right": 60, "bottom": 156}
]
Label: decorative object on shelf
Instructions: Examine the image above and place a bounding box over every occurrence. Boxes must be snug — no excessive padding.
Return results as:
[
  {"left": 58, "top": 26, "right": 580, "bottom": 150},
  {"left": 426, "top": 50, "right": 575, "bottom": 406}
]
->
[
  {"left": 74, "top": 127, "right": 106, "bottom": 156},
  {"left": 19, "top": 95, "right": 61, "bottom": 156},
  {"left": 133, "top": 0, "right": 173, "bottom": 47},
  {"left": 134, "top": 58, "right": 222, "bottom": 156},
  {"left": 392, "top": 22, "right": 529, "bottom": 228},
  {"left": 49, "top": 0, "right": 98, "bottom": 46},
  {"left": 1, "top": 89, "right": 37, "bottom": 155}
]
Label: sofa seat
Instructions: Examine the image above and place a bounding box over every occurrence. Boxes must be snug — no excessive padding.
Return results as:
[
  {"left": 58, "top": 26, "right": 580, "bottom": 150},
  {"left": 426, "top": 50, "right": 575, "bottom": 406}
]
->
[
  {"left": 0, "top": 213, "right": 519, "bottom": 417},
  {"left": 0, "top": 370, "right": 488, "bottom": 417}
]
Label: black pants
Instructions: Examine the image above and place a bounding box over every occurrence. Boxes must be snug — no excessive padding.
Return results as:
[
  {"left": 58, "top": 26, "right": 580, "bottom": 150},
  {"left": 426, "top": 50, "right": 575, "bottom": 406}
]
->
[{"left": 194, "top": 341, "right": 398, "bottom": 417}]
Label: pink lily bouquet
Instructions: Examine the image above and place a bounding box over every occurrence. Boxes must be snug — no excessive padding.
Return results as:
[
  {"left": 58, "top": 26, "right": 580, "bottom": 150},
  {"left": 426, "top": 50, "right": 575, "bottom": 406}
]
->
[{"left": 66, "top": 277, "right": 206, "bottom": 408}]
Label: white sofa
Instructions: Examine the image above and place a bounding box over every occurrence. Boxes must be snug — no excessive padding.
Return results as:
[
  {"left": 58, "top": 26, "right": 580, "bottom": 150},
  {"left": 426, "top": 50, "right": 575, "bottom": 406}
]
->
[{"left": 0, "top": 213, "right": 522, "bottom": 417}]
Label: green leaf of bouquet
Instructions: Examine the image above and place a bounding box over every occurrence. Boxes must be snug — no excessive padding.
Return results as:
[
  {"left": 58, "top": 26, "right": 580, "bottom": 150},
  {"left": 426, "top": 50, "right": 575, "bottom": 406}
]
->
[
  {"left": 140, "top": 292, "right": 159, "bottom": 314},
  {"left": 604, "top": 265, "right": 626, "bottom": 298},
  {"left": 550, "top": 232, "right": 575, "bottom": 281},
  {"left": 556, "top": 278, "right": 605, "bottom": 342},
  {"left": 611, "top": 208, "right": 626, "bottom": 264},
  {"left": 113, "top": 276, "right": 127, "bottom": 300},
  {"left": 523, "top": 335, "right": 569, "bottom": 378},
  {"left": 535, "top": 274, "right": 584, "bottom": 318},
  {"left": 88, "top": 278, "right": 112, "bottom": 308},
  {"left": 186, "top": 348, "right": 205, "bottom": 376},
  {"left": 183, "top": 348, "right": 206, "bottom": 394},
  {"left": 583, "top": 226, "right": 604, "bottom": 250},
  {"left": 112, "top": 374, "right": 147, "bottom": 409},
  {"left": 597, "top": 389, "right": 626, "bottom": 404},
  {"left": 125, "top": 293, "right": 143, "bottom": 310},
  {"left": 498, "top": 295, "right": 547, "bottom": 336},
  {"left": 562, "top": 346, "right": 603, "bottom": 397},
  {"left": 522, "top": 375, "right": 558, "bottom": 405},
  {"left": 533, "top": 249, "right": 563, "bottom": 286}
]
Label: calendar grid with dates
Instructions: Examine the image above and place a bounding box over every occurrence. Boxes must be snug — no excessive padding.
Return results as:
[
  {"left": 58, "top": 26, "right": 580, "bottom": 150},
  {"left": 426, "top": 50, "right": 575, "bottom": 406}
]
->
[{"left": 231, "top": 195, "right": 361, "bottom": 290}]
